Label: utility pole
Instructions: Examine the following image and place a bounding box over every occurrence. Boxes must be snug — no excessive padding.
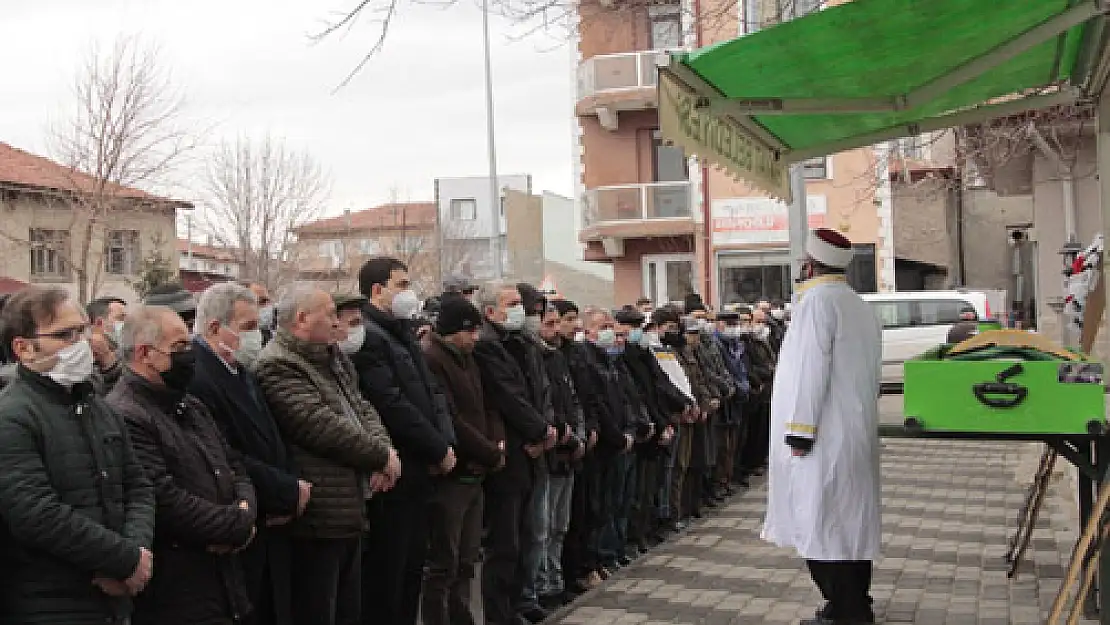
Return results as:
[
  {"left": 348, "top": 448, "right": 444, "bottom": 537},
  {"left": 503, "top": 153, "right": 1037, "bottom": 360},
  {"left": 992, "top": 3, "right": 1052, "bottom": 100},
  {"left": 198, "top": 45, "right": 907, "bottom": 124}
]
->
[{"left": 482, "top": 0, "right": 503, "bottom": 280}]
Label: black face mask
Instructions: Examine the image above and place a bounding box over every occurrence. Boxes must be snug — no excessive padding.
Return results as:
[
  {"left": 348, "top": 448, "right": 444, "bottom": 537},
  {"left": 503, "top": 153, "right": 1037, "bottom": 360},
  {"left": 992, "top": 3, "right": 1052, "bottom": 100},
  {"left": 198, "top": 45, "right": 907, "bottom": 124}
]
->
[
  {"left": 661, "top": 330, "right": 685, "bottom": 348},
  {"left": 160, "top": 349, "right": 197, "bottom": 392}
]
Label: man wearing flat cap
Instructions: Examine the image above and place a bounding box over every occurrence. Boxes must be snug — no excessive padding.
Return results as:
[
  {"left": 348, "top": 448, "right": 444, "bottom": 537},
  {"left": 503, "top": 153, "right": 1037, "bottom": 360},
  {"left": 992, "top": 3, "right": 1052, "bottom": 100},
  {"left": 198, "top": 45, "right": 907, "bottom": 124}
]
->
[{"left": 762, "top": 228, "right": 882, "bottom": 625}]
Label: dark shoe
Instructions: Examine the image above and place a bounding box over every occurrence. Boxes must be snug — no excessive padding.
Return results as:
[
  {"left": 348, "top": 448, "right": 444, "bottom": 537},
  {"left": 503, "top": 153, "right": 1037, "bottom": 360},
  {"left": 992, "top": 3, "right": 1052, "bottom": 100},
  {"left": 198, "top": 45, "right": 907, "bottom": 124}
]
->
[
  {"left": 691, "top": 509, "right": 704, "bottom": 519},
  {"left": 519, "top": 605, "right": 549, "bottom": 624},
  {"left": 618, "top": 555, "right": 634, "bottom": 567},
  {"left": 597, "top": 566, "right": 613, "bottom": 580},
  {"left": 703, "top": 498, "right": 719, "bottom": 509},
  {"left": 539, "top": 593, "right": 565, "bottom": 610}
]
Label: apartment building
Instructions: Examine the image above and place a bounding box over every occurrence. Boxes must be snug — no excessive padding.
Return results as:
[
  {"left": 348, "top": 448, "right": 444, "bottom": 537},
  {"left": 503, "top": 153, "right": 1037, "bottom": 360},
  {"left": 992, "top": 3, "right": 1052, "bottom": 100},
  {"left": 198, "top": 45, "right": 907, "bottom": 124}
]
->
[
  {"left": 574, "top": 0, "right": 955, "bottom": 306},
  {"left": 435, "top": 174, "right": 532, "bottom": 280},
  {"left": 292, "top": 202, "right": 438, "bottom": 293},
  {"left": 0, "top": 142, "right": 188, "bottom": 304}
]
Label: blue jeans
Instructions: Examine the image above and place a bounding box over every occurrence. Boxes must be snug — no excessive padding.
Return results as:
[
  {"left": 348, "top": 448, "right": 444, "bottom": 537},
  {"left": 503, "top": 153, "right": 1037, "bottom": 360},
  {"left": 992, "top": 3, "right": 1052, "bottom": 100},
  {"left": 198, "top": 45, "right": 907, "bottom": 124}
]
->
[
  {"left": 519, "top": 461, "right": 550, "bottom": 608},
  {"left": 598, "top": 452, "right": 637, "bottom": 566},
  {"left": 538, "top": 473, "right": 575, "bottom": 597},
  {"left": 657, "top": 427, "right": 680, "bottom": 519}
]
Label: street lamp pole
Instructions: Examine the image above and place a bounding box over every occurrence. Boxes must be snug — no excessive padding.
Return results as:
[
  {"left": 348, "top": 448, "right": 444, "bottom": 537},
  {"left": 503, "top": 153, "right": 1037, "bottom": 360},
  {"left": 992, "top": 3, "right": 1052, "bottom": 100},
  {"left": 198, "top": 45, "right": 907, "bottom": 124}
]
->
[{"left": 482, "top": 0, "right": 503, "bottom": 280}]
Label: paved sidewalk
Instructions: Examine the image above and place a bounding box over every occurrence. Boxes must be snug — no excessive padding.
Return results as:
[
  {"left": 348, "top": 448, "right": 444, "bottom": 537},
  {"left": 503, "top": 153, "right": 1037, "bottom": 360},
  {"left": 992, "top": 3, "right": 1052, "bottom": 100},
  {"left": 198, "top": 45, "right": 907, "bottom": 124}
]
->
[{"left": 547, "top": 438, "right": 1094, "bottom": 625}]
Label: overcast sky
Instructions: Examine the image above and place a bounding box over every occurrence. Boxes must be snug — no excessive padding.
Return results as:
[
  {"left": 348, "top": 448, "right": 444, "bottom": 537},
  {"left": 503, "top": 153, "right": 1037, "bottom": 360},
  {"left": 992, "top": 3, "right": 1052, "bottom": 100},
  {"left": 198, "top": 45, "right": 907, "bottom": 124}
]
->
[{"left": 0, "top": 0, "right": 575, "bottom": 216}]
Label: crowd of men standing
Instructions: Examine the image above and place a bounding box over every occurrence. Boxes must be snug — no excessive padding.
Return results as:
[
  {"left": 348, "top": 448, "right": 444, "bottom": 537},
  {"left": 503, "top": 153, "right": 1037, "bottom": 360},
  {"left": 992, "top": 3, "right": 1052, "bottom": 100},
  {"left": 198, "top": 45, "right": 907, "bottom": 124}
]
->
[{"left": 0, "top": 258, "right": 788, "bottom": 625}]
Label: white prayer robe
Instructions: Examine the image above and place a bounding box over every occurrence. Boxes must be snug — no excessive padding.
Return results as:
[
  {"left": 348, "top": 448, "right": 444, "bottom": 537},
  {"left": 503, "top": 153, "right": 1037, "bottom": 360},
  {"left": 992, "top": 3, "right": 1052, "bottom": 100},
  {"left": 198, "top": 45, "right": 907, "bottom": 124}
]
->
[{"left": 761, "top": 276, "right": 883, "bottom": 561}]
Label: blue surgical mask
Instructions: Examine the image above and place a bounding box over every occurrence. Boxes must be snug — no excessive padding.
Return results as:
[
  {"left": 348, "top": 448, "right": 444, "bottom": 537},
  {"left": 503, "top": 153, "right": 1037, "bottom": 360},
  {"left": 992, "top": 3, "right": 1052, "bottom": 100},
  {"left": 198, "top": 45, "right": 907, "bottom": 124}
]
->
[
  {"left": 595, "top": 328, "right": 616, "bottom": 348},
  {"left": 628, "top": 328, "right": 644, "bottom": 344},
  {"left": 605, "top": 346, "right": 624, "bottom": 356}
]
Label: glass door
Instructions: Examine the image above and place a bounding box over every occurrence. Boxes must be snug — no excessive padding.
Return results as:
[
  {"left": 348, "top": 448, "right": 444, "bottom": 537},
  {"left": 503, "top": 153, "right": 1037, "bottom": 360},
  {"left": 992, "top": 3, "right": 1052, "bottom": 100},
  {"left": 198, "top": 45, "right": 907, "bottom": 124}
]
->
[{"left": 642, "top": 254, "right": 696, "bottom": 307}]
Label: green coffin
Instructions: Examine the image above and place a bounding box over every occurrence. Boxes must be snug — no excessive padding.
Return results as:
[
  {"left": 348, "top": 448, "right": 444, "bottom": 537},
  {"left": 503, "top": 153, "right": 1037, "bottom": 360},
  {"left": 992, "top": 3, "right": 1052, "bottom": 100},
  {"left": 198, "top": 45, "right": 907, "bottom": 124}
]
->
[{"left": 903, "top": 348, "right": 1106, "bottom": 436}]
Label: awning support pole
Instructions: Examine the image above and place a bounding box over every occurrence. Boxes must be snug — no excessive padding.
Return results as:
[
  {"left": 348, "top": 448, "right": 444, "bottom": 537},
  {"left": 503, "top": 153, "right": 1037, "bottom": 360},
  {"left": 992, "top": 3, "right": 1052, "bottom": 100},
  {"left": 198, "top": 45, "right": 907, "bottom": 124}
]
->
[
  {"left": 788, "top": 165, "right": 808, "bottom": 294},
  {"left": 1095, "top": 69, "right": 1110, "bottom": 625}
]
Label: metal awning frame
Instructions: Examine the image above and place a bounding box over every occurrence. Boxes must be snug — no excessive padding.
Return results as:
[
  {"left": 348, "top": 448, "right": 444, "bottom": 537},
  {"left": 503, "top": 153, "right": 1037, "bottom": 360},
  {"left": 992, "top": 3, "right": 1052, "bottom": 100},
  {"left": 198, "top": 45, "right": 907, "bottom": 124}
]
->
[{"left": 659, "top": 0, "right": 1110, "bottom": 164}]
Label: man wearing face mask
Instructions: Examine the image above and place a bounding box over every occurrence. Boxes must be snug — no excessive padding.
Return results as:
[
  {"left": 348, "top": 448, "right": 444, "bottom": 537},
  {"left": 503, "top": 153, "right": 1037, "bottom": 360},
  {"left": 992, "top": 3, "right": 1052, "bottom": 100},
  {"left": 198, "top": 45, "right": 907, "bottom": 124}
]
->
[
  {"left": 0, "top": 286, "right": 155, "bottom": 625},
  {"left": 684, "top": 296, "right": 736, "bottom": 510},
  {"left": 422, "top": 296, "right": 506, "bottom": 625},
  {"left": 86, "top": 296, "right": 126, "bottom": 392},
  {"left": 472, "top": 281, "right": 555, "bottom": 625},
  {"left": 107, "top": 305, "right": 256, "bottom": 625},
  {"left": 334, "top": 294, "right": 369, "bottom": 355},
  {"left": 189, "top": 282, "right": 305, "bottom": 625},
  {"left": 255, "top": 284, "right": 399, "bottom": 625},
  {"left": 579, "top": 309, "right": 650, "bottom": 573},
  {"left": 735, "top": 306, "right": 777, "bottom": 486},
  {"left": 354, "top": 257, "right": 457, "bottom": 625},
  {"left": 240, "top": 281, "right": 276, "bottom": 346},
  {"left": 613, "top": 306, "right": 689, "bottom": 551}
]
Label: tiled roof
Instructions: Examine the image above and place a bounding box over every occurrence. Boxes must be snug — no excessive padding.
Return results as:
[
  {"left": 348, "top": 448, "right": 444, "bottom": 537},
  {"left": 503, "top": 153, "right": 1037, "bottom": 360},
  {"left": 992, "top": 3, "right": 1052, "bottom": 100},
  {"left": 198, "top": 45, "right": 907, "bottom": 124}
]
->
[
  {"left": 0, "top": 141, "right": 175, "bottom": 202},
  {"left": 0, "top": 276, "right": 29, "bottom": 295},
  {"left": 177, "top": 239, "right": 240, "bottom": 263},
  {"left": 296, "top": 202, "right": 437, "bottom": 234}
]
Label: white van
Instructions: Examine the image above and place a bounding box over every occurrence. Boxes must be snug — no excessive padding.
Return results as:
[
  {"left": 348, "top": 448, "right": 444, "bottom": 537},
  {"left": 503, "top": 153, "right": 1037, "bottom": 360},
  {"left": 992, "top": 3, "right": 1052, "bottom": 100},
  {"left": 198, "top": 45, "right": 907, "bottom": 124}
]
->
[{"left": 861, "top": 290, "right": 992, "bottom": 385}]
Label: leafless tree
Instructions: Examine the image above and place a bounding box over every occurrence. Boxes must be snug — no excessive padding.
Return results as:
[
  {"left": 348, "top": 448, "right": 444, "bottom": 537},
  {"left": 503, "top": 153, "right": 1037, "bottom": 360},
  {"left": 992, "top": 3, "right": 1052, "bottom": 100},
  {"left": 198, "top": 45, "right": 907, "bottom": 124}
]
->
[
  {"left": 311, "top": 0, "right": 826, "bottom": 89},
  {"left": 0, "top": 37, "right": 196, "bottom": 303},
  {"left": 202, "top": 135, "right": 331, "bottom": 290}
]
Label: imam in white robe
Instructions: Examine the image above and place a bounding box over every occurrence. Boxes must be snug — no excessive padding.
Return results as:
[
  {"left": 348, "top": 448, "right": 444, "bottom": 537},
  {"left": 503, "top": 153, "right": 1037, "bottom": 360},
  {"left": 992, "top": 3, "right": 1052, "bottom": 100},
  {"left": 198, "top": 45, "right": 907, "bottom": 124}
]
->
[{"left": 761, "top": 275, "right": 883, "bottom": 562}]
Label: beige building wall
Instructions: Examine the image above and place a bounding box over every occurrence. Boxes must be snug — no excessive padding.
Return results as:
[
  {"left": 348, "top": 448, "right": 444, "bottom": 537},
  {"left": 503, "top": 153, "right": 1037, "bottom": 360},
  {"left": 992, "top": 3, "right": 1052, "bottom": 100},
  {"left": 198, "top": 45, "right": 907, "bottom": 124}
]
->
[
  {"left": 0, "top": 194, "right": 177, "bottom": 303},
  {"left": 504, "top": 190, "right": 545, "bottom": 285}
]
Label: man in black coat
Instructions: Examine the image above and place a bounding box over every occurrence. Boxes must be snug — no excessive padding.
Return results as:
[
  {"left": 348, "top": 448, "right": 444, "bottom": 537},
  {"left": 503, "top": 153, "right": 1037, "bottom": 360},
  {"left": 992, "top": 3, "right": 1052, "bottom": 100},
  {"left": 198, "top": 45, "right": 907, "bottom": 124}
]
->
[
  {"left": 108, "top": 305, "right": 257, "bottom": 625},
  {"left": 0, "top": 286, "right": 155, "bottom": 625},
  {"left": 472, "top": 281, "right": 555, "bottom": 625},
  {"left": 614, "top": 305, "right": 691, "bottom": 548},
  {"left": 354, "top": 257, "right": 457, "bottom": 625},
  {"left": 189, "top": 282, "right": 306, "bottom": 625}
]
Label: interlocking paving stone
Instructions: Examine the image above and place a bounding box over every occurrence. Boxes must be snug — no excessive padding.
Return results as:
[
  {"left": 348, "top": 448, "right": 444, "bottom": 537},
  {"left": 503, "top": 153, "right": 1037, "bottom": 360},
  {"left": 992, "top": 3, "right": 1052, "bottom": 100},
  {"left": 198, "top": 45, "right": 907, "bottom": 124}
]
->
[{"left": 546, "top": 439, "right": 1099, "bottom": 625}]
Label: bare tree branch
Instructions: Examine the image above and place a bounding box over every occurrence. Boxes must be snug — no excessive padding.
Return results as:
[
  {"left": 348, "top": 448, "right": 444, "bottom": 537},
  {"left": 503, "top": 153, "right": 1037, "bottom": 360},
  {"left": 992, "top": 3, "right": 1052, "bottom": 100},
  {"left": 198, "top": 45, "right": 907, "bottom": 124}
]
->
[
  {"left": 35, "top": 36, "right": 197, "bottom": 303},
  {"left": 201, "top": 135, "right": 331, "bottom": 291}
]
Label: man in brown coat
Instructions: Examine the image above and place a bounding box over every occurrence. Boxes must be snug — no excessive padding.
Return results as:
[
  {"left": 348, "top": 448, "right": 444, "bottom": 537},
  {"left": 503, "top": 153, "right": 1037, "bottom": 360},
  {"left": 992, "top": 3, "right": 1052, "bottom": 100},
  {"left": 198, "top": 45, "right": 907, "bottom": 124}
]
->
[
  {"left": 254, "top": 284, "right": 400, "bottom": 625},
  {"left": 422, "top": 297, "right": 506, "bottom": 625}
]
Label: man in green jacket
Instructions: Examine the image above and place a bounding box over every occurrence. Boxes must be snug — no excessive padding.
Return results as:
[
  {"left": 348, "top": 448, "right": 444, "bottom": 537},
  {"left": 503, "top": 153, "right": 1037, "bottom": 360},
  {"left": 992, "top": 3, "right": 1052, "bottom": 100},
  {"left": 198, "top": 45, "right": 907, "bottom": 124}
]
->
[
  {"left": 254, "top": 284, "right": 400, "bottom": 625},
  {"left": 0, "top": 286, "right": 155, "bottom": 625}
]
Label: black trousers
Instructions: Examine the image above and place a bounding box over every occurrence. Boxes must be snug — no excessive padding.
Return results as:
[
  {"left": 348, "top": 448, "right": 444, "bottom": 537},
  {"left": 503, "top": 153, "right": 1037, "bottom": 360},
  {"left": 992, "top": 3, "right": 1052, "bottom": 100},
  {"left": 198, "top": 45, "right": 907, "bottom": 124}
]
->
[
  {"left": 562, "top": 466, "right": 594, "bottom": 584},
  {"left": 482, "top": 480, "right": 530, "bottom": 625},
  {"left": 805, "top": 560, "right": 874, "bottom": 622},
  {"left": 289, "top": 536, "right": 362, "bottom": 625},
  {"left": 423, "top": 479, "right": 484, "bottom": 625},
  {"left": 363, "top": 488, "right": 431, "bottom": 625},
  {"left": 240, "top": 528, "right": 293, "bottom": 625}
]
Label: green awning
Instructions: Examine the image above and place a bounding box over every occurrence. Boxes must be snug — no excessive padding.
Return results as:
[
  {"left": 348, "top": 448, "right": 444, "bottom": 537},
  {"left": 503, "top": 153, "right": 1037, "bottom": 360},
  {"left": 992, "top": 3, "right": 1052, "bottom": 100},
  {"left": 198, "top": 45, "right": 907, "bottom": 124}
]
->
[{"left": 659, "top": 0, "right": 1110, "bottom": 201}]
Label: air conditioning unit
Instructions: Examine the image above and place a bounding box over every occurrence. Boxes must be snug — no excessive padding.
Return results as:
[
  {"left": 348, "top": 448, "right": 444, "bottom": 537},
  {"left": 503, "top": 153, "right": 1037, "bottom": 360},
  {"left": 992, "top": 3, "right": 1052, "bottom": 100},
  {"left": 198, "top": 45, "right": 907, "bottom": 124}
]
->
[{"left": 601, "top": 236, "right": 624, "bottom": 257}]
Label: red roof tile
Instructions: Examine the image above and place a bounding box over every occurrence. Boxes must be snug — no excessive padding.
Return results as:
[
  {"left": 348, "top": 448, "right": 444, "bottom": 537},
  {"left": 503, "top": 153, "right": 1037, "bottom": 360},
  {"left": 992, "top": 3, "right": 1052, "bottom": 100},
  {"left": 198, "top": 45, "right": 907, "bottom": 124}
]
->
[
  {"left": 177, "top": 239, "right": 240, "bottom": 263},
  {"left": 296, "top": 202, "right": 437, "bottom": 234},
  {"left": 0, "top": 277, "right": 28, "bottom": 295},
  {"left": 0, "top": 141, "right": 158, "bottom": 200}
]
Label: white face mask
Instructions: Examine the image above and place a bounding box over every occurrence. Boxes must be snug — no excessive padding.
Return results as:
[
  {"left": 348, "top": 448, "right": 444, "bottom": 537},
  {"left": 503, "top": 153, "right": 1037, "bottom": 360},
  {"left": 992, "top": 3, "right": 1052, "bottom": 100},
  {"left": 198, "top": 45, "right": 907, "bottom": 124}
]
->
[
  {"left": 595, "top": 328, "right": 616, "bottom": 348},
  {"left": 770, "top": 309, "right": 786, "bottom": 320},
  {"left": 573, "top": 331, "right": 586, "bottom": 343},
  {"left": 339, "top": 324, "right": 366, "bottom": 355},
  {"left": 258, "top": 305, "right": 275, "bottom": 329},
  {"left": 523, "top": 315, "right": 542, "bottom": 334},
  {"left": 641, "top": 331, "right": 661, "bottom": 348},
  {"left": 502, "top": 304, "right": 526, "bottom": 331},
  {"left": 757, "top": 325, "right": 771, "bottom": 340},
  {"left": 44, "top": 339, "right": 95, "bottom": 387},
  {"left": 109, "top": 320, "right": 125, "bottom": 344},
  {"left": 391, "top": 289, "right": 422, "bottom": 320},
  {"left": 234, "top": 329, "right": 264, "bottom": 367}
]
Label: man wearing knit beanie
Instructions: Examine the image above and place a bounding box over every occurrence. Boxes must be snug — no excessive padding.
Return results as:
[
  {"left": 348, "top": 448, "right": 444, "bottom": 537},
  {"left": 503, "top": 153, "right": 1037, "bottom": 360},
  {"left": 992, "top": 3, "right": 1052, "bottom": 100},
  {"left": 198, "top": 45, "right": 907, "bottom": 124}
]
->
[{"left": 422, "top": 295, "right": 503, "bottom": 625}]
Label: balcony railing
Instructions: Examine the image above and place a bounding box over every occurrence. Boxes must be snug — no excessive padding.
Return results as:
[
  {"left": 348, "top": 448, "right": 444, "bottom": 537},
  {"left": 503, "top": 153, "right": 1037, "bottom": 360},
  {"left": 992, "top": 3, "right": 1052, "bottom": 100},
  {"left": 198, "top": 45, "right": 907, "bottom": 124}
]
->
[
  {"left": 577, "top": 50, "right": 676, "bottom": 100},
  {"left": 582, "top": 181, "right": 692, "bottom": 227}
]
